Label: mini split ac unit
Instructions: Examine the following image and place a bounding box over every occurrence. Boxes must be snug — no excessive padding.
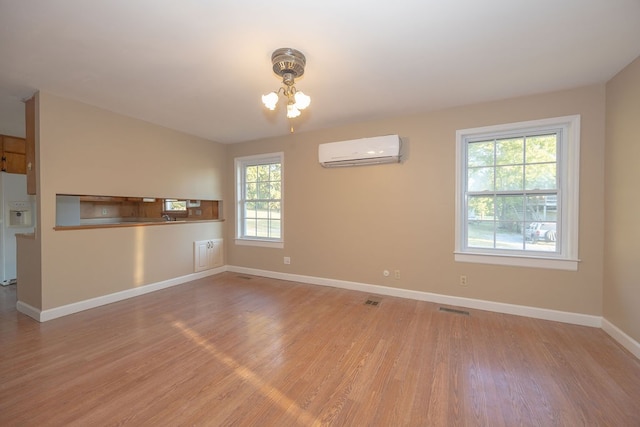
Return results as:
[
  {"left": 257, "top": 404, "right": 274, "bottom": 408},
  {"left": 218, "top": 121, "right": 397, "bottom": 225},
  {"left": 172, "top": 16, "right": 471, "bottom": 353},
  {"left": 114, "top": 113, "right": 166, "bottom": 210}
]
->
[{"left": 318, "top": 135, "right": 401, "bottom": 167}]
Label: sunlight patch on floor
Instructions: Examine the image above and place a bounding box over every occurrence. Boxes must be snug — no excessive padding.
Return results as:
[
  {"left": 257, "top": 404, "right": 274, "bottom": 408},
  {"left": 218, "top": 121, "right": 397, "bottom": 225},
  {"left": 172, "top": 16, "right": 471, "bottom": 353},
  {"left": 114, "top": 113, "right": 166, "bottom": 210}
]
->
[{"left": 172, "top": 320, "right": 319, "bottom": 425}]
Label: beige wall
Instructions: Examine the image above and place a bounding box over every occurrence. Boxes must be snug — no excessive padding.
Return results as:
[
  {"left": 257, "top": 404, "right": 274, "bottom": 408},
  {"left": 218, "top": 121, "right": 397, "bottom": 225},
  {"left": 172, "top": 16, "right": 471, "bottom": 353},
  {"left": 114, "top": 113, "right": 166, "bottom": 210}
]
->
[
  {"left": 22, "top": 92, "right": 226, "bottom": 310},
  {"left": 226, "top": 85, "right": 606, "bottom": 316},
  {"left": 14, "top": 82, "right": 616, "bottom": 322},
  {"left": 604, "top": 57, "right": 640, "bottom": 343}
]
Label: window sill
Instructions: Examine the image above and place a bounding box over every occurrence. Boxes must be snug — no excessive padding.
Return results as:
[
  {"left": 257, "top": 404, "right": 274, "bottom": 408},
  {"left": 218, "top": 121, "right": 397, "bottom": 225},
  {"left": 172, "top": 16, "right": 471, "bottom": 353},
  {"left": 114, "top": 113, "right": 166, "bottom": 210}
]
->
[
  {"left": 235, "top": 238, "right": 284, "bottom": 249},
  {"left": 454, "top": 252, "right": 579, "bottom": 271}
]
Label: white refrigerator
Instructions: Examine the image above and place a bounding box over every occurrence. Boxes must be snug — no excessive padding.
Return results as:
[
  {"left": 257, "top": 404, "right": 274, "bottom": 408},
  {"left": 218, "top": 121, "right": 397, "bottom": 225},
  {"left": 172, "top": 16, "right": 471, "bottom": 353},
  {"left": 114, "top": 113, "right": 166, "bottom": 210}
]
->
[{"left": 0, "top": 172, "right": 35, "bottom": 286}]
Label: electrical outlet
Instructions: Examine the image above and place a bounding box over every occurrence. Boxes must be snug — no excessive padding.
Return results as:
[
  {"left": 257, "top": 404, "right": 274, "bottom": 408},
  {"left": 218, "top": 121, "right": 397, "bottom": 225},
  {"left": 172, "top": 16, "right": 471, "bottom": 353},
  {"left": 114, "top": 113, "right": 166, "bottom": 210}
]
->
[
  {"left": 460, "top": 275, "right": 468, "bottom": 286},
  {"left": 284, "top": 256, "right": 291, "bottom": 265},
  {"left": 101, "top": 208, "right": 108, "bottom": 216},
  {"left": 383, "top": 270, "right": 390, "bottom": 277},
  {"left": 394, "top": 270, "right": 401, "bottom": 279}
]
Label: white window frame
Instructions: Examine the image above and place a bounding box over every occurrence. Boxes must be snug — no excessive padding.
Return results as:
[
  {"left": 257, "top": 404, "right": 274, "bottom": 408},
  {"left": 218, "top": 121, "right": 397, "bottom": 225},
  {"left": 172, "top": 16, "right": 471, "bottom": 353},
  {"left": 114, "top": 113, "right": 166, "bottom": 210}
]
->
[
  {"left": 455, "top": 115, "right": 580, "bottom": 271},
  {"left": 235, "top": 152, "right": 284, "bottom": 249}
]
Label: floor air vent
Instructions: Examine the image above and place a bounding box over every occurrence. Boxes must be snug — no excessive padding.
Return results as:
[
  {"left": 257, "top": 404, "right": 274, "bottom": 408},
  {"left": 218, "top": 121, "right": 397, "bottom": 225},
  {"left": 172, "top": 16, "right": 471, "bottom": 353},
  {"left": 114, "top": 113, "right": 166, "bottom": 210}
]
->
[
  {"left": 439, "top": 307, "right": 470, "bottom": 316},
  {"left": 364, "top": 297, "right": 381, "bottom": 306}
]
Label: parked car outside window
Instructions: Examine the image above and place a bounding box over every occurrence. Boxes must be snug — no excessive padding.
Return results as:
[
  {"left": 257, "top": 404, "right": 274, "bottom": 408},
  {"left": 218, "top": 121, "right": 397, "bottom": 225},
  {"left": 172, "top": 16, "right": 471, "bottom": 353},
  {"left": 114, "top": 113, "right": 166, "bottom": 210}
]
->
[{"left": 526, "top": 222, "right": 557, "bottom": 243}]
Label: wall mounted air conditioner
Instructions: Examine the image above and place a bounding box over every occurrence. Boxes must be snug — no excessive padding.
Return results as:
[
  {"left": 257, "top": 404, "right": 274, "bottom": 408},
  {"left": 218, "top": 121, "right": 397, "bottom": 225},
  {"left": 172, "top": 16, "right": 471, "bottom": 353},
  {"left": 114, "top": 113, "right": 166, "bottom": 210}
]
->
[{"left": 318, "top": 135, "right": 401, "bottom": 168}]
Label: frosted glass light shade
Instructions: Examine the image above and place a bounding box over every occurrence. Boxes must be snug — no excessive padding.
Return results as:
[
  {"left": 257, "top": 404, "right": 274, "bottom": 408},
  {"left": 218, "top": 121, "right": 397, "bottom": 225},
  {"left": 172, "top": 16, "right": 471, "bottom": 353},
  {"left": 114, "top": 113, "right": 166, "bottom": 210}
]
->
[
  {"left": 294, "top": 91, "right": 311, "bottom": 110},
  {"left": 262, "top": 92, "right": 279, "bottom": 110},
  {"left": 286, "top": 103, "right": 301, "bottom": 118}
]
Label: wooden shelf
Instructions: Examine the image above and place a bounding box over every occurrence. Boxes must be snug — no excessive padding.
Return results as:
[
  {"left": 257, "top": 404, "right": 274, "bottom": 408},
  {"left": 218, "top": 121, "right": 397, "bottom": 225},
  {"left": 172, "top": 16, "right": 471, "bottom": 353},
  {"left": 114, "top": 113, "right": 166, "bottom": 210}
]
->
[{"left": 54, "top": 219, "right": 224, "bottom": 231}]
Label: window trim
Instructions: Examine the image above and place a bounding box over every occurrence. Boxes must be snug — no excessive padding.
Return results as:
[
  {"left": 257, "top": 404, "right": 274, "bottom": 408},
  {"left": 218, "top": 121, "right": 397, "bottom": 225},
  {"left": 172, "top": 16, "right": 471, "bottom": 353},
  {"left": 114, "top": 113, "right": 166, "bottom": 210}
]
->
[
  {"left": 454, "top": 115, "right": 580, "bottom": 270},
  {"left": 234, "top": 152, "right": 284, "bottom": 249}
]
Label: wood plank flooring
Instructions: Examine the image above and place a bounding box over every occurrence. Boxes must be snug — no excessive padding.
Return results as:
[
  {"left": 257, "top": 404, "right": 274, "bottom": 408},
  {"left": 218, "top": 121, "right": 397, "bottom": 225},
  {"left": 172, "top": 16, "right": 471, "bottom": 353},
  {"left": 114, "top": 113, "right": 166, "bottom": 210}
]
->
[{"left": 1, "top": 273, "right": 639, "bottom": 426}]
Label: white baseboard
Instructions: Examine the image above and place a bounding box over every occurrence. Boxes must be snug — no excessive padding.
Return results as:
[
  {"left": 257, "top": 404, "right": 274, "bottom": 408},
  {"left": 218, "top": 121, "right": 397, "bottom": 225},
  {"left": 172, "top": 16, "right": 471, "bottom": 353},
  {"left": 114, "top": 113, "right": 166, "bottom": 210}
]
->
[
  {"left": 17, "top": 267, "right": 225, "bottom": 322},
  {"left": 16, "top": 300, "right": 41, "bottom": 320},
  {"left": 602, "top": 318, "right": 640, "bottom": 360},
  {"left": 18, "top": 265, "right": 638, "bottom": 362},
  {"left": 228, "top": 265, "right": 602, "bottom": 328}
]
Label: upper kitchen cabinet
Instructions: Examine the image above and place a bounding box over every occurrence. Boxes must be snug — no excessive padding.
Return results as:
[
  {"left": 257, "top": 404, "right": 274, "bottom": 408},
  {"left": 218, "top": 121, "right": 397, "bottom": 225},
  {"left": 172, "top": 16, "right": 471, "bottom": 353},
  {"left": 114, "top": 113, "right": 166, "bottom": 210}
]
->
[
  {"left": 25, "top": 96, "right": 36, "bottom": 195},
  {"left": 0, "top": 134, "right": 26, "bottom": 174}
]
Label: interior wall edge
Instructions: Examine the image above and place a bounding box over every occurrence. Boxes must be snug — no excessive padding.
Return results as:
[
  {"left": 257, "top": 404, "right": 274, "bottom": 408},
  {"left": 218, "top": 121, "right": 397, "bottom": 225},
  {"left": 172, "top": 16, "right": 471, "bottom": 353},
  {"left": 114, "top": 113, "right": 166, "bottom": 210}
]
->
[
  {"left": 15, "top": 300, "right": 41, "bottom": 321},
  {"left": 602, "top": 318, "right": 640, "bottom": 360}
]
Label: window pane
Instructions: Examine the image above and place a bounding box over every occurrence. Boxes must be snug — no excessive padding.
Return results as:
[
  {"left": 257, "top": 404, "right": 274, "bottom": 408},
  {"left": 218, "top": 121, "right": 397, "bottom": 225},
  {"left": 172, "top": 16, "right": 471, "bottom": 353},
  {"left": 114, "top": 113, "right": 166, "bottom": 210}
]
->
[
  {"left": 495, "top": 195, "right": 524, "bottom": 223},
  {"left": 257, "top": 165, "right": 269, "bottom": 181},
  {"left": 245, "top": 183, "right": 257, "bottom": 200},
  {"left": 468, "top": 195, "right": 494, "bottom": 222},
  {"left": 495, "top": 165, "right": 523, "bottom": 191},
  {"left": 495, "top": 221, "right": 526, "bottom": 250},
  {"left": 258, "top": 183, "right": 270, "bottom": 199},
  {"left": 525, "top": 163, "right": 556, "bottom": 190},
  {"left": 467, "top": 196, "right": 495, "bottom": 248},
  {"left": 244, "top": 219, "right": 257, "bottom": 236},
  {"left": 468, "top": 141, "right": 494, "bottom": 167},
  {"left": 468, "top": 220, "right": 495, "bottom": 248},
  {"left": 270, "top": 219, "right": 281, "bottom": 239},
  {"left": 270, "top": 163, "right": 281, "bottom": 180},
  {"left": 270, "top": 182, "right": 281, "bottom": 199},
  {"left": 256, "top": 219, "right": 270, "bottom": 237},
  {"left": 465, "top": 134, "right": 558, "bottom": 253},
  {"left": 468, "top": 167, "right": 494, "bottom": 192},
  {"left": 525, "top": 194, "right": 557, "bottom": 222},
  {"left": 525, "top": 195, "right": 545, "bottom": 222},
  {"left": 496, "top": 138, "right": 524, "bottom": 165},
  {"left": 255, "top": 201, "right": 268, "bottom": 218},
  {"left": 244, "top": 203, "right": 256, "bottom": 220},
  {"left": 270, "top": 201, "right": 281, "bottom": 218},
  {"left": 245, "top": 166, "right": 258, "bottom": 182},
  {"left": 526, "top": 134, "right": 557, "bottom": 163},
  {"left": 525, "top": 221, "right": 557, "bottom": 252}
]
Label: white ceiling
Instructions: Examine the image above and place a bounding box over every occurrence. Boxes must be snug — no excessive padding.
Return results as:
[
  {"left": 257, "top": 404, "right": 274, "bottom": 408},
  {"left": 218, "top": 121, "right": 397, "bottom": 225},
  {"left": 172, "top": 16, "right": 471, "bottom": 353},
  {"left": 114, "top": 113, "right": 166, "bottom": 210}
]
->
[{"left": 1, "top": 0, "right": 639, "bottom": 143}]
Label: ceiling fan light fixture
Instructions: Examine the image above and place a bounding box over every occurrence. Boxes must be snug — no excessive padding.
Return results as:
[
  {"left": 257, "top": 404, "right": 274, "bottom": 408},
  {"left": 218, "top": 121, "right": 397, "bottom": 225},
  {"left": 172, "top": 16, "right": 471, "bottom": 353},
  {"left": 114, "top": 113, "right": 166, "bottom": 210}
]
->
[{"left": 261, "top": 47, "right": 311, "bottom": 128}]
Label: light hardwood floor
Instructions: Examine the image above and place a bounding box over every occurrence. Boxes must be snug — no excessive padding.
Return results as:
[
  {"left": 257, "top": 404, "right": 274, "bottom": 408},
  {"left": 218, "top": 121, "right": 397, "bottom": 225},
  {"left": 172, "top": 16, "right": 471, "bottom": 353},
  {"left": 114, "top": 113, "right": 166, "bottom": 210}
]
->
[{"left": 1, "top": 273, "right": 639, "bottom": 426}]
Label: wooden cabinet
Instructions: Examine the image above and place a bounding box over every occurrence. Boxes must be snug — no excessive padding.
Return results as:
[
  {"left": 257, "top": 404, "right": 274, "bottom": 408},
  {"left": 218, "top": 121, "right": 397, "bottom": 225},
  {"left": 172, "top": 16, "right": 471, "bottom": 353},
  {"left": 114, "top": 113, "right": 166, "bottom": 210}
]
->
[
  {"left": 194, "top": 239, "right": 223, "bottom": 272},
  {"left": 1, "top": 134, "right": 27, "bottom": 174},
  {"left": 78, "top": 196, "right": 127, "bottom": 202}
]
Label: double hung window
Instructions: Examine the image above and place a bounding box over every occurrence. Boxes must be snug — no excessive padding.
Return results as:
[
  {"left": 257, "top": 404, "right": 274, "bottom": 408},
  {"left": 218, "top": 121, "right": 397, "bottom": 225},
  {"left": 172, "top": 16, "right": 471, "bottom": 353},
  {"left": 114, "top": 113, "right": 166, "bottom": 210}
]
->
[
  {"left": 455, "top": 116, "right": 580, "bottom": 270},
  {"left": 235, "top": 152, "right": 284, "bottom": 248}
]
